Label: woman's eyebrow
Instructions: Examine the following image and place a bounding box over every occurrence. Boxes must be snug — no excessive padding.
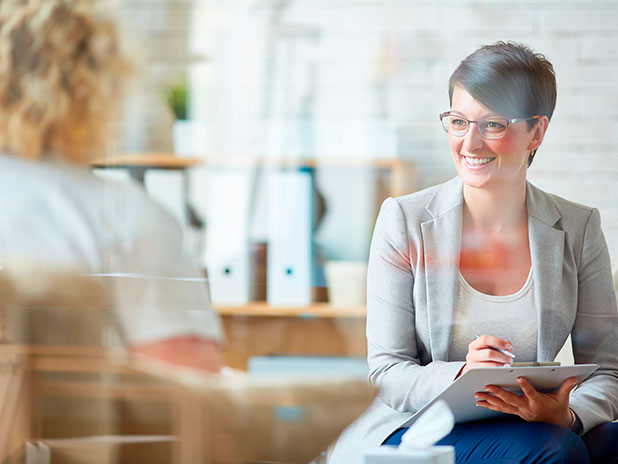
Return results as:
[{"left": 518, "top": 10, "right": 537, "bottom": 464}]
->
[{"left": 450, "top": 109, "right": 503, "bottom": 119}]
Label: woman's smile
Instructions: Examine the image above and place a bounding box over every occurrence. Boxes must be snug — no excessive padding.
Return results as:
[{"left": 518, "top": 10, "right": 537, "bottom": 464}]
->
[{"left": 461, "top": 155, "right": 497, "bottom": 169}]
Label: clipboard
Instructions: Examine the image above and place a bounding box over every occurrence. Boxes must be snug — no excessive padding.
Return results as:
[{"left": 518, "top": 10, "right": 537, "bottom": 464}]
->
[{"left": 404, "top": 364, "right": 599, "bottom": 426}]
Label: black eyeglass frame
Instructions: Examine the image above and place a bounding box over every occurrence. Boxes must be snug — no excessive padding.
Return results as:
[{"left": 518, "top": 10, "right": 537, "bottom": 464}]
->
[{"left": 439, "top": 112, "right": 541, "bottom": 139}]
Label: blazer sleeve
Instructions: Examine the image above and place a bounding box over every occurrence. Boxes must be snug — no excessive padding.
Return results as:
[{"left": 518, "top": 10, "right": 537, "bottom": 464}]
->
[
  {"left": 569, "top": 208, "right": 618, "bottom": 432},
  {"left": 366, "top": 197, "right": 464, "bottom": 413}
]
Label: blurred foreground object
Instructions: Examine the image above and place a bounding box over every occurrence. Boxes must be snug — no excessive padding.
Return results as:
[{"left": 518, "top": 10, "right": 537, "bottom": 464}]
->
[
  {"left": 134, "top": 358, "right": 377, "bottom": 464},
  {"left": 0, "top": 268, "right": 376, "bottom": 463},
  {"left": 0, "top": 0, "right": 223, "bottom": 370}
]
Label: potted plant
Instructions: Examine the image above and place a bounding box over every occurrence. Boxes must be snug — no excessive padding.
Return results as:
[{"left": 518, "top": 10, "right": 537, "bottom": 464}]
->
[
  {"left": 165, "top": 80, "right": 207, "bottom": 157},
  {"left": 166, "top": 80, "right": 188, "bottom": 121}
]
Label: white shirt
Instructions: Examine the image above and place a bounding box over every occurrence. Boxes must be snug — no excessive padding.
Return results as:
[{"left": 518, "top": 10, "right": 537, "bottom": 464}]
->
[
  {"left": 448, "top": 269, "right": 538, "bottom": 362},
  {"left": 0, "top": 153, "right": 222, "bottom": 345}
]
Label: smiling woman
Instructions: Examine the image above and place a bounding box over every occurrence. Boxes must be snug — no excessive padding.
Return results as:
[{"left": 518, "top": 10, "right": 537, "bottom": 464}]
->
[
  {"left": 330, "top": 42, "right": 618, "bottom": 464},
  {"left": 445, "top": 86, "right": 549, "bottom": 202},
  {"left": 448, "top": 41, "right": 557, "bottom": 168}
]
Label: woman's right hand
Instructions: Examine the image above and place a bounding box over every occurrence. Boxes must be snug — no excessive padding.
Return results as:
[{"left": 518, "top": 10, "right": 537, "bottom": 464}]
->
[{"left": 458, "top": 334, "right": 514, "bottom": 377}]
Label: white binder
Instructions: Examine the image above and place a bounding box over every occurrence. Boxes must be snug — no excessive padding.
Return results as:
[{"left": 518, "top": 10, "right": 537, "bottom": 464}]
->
[
  {"left": 267, "top": 168, "right": 313, "bottom": 307},
  {"left": 204, "top": 170, "right": 253, "bottom": 305}
]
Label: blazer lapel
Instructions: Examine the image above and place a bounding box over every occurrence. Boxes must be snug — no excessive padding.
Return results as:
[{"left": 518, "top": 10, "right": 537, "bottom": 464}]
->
[
  {"left": 421, "top": 178, "right": 463, "bottom": 361},
  {"left": 527, "top": 183, "right": 565, "bottom": 361},
  {"left": 420, "top": 179, "right": 564, "bottom": 362}
]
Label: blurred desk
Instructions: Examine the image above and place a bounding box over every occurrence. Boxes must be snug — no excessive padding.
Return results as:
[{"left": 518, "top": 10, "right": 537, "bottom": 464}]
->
[{"left": 216, "top": 303, "right": 367, "bottom": 370}]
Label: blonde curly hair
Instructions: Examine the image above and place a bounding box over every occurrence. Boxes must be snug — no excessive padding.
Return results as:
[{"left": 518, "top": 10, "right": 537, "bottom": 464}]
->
[{"left": 0, "top": 0, "right": 131, "bottom": 162}]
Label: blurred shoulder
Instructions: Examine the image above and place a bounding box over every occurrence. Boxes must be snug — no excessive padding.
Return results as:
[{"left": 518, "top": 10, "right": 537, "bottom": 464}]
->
[{"left": 0, "top": 153, "right": 179, "bottom": 236}]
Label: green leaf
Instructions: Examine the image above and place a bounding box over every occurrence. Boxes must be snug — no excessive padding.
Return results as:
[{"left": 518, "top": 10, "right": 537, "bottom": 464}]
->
[{"left": 165, "top": 81, "right": 188, "bottom": 120}]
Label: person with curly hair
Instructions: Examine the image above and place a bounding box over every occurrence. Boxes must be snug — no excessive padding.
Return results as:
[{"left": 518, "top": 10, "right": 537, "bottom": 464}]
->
[{"left": 0, "top": 0, "right": 222, "bottom": 371}]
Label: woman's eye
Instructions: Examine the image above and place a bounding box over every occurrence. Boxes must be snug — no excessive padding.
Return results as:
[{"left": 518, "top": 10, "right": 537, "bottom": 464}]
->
[
  {"left": 452, "top": 118, "right": 467, "bottom": 127},
  {"left": 484, "top": 120, "right": 506, "bottom": 130}
]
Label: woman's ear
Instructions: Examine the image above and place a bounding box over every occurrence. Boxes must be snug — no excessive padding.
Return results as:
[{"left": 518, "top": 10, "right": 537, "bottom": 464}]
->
[{"left": 527, "top": 116, "right": 550, "bottom": 152}]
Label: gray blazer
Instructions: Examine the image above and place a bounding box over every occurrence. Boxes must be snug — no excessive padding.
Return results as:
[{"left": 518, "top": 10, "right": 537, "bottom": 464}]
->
[{"left": 330, "top": 177, "right": 618, "bottom": 464}]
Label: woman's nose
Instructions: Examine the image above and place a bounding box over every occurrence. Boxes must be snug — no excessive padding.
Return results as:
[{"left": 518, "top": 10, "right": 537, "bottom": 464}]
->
[{"left": 462, "top": 123, "right": 484, "bottom": 152}]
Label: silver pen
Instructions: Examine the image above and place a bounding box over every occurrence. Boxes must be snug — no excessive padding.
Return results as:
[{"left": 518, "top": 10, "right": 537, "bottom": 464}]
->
[{"left": 473, "top": 335, "right": 516, "bottom": 359}]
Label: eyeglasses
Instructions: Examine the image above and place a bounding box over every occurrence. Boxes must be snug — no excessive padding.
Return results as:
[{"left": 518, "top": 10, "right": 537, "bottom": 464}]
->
[{"left": 439, "top": 112, "right": 540, "bottom": 139}]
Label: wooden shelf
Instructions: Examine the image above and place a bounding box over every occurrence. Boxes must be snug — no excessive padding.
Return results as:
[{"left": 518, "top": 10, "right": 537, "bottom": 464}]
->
[
  {"left": 199, "top": 156, "right": 412, "bottom": 170},
  {"left": 93, "top": 152, "right": 410, "bottom": 168},
  {"left": 216, "top": 302, "right": 366, "bottom": 318},
  {"left": 91, "top": 153, "right": 201, "bottom": 169},
  {"left": 91, "top": 152, "right": 416, "bottom": 197}
]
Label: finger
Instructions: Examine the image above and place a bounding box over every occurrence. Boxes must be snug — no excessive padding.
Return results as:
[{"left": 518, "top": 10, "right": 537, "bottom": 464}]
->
[
  {"left": 475, "top": 399, "right": 491, "bottom": 409},
  {"left": 471, "top": 349, "right": 514, "bottom": 365},
  {"left": 475, "top": 394, "right": 519, "bottom": 414},
  {"left": 483, "top": 385, "right": 525, "bottom": 406},
  {"left": 471, "top": 334, "right": 513, "bottom": 353},
  {"left": 516, "top": 377, "right": 540, "bottom": 399},
  {"left": 465, "top": 360, "right": 512, "bottom": 371},
  {"left": 465, "top": 348, "right": 512, "bottom": 365},
  {"left": 556, "top": 377, "right": 578, "bottom": 398},
  {"left": 476, "top": 400, "right": 514, "bottom": 414},
  {"left": 475, "top": 361, "right": 511, "bottom": 368}
]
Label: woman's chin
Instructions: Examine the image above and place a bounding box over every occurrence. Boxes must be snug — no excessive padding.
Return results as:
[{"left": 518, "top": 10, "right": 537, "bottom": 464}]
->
[{"left": 457, "top": 167, "right": 494, "bottom": 190}]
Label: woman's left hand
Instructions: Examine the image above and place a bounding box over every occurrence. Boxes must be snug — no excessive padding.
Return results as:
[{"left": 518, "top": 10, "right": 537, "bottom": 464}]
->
[{"left": 474, "top": 376, "right": 578, "bottom": 428}]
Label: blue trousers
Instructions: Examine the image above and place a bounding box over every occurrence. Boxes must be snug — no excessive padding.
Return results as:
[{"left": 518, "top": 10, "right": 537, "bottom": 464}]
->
[{"left": 383, "top": 418, "right": 618, "bottom": 463}]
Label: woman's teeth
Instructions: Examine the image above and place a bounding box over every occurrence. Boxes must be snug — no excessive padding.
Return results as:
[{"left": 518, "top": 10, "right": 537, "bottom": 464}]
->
[{"left": 464, "top": 156, "right": 495, "bottom": 166}]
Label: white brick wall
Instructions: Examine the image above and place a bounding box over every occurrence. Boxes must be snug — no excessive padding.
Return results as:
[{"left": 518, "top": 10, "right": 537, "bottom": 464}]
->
[
  {"left": 118, "top": 0, "right": 618, "bottom": 260},
  {"left": 117, "top": 0, "right": 194, "bottom": 152}
]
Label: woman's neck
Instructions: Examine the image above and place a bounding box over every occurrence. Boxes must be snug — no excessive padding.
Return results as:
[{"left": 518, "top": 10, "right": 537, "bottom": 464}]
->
[{"left": 462, "top": 181, "right": 528, "bottom": 234}]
